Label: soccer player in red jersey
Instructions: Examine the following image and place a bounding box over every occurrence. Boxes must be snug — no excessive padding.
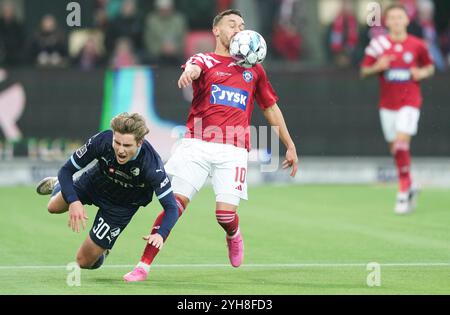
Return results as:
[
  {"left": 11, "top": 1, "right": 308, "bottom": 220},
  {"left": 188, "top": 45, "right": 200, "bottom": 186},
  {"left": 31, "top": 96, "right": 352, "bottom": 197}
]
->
[
  {"left": 124, "top": 9, "right": 298, "bottom": 282},
  {"left": 361, "top": 4, "right": 434, "bottom": 214}
]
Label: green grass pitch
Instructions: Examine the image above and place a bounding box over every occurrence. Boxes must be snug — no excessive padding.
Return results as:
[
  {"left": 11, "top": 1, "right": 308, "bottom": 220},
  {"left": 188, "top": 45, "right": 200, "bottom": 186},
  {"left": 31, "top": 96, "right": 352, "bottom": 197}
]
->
[{"left": 0, "top": 184, "right": 449, "bottom": 294}]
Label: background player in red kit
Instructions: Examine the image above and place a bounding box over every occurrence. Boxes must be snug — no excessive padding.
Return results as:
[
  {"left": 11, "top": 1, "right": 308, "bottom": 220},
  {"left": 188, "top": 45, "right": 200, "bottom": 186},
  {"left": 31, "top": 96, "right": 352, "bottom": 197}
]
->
[
  {"left": 124, "top": 9, "right": 298, "bottom": 282},
  {"left": 361, "top": 4, "right": 434, "bottom": 214}
]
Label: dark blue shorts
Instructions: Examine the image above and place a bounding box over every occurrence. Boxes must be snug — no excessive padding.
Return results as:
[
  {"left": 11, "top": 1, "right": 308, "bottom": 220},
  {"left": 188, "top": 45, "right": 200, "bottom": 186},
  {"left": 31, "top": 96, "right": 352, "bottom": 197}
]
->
[{"left": 53, "top": 174, "right": 138, "bottom": 250}]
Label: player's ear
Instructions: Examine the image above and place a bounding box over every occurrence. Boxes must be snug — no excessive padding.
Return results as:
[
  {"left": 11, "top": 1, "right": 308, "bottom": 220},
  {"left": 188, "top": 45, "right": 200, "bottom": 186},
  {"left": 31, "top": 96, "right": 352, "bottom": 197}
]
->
[
  {"left": 402, "top": 8, "right": 410, "bottom": 25},
  {"left": 212, "top": 26, "right": 220, "bottom": 37}
]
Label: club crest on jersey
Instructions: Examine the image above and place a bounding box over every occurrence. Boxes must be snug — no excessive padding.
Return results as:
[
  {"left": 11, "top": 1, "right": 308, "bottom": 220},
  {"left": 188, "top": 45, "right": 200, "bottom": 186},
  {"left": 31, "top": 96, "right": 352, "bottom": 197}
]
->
[
  {"left": 243, "top": 70, "right": 253, "bottom": 83},
  {"left": 403, "top": 52, "right": 413, "bottom": 64},
  {"left": 130, "top": 167, "right": 140, "bottom": 176},
  {"left": 210, "top": 84, "right": 248, "bottom": 111}
]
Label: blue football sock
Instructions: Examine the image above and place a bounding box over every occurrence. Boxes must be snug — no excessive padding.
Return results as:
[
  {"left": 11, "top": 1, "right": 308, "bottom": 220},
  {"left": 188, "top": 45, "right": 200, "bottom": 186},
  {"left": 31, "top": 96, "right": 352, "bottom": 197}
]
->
[{"left": 90, "top": 253, "right": 105, "bottom": 270}]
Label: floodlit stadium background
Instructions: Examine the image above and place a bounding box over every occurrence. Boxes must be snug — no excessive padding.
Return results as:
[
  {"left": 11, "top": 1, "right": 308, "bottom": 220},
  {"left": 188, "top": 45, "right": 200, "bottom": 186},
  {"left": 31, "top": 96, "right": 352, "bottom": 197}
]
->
[{"left": 0, "top": 0, "right": 449, "bottom": 294}]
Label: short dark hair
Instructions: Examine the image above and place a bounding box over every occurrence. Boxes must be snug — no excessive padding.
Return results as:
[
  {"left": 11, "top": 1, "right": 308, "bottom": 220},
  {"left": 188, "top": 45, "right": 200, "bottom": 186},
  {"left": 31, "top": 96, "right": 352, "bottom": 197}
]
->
[
  {"left": 212, "top": 9, "right": 243, "bottom": 27},
  {"left": 384, "top": 3, "right": 408, "bottom": 17}
]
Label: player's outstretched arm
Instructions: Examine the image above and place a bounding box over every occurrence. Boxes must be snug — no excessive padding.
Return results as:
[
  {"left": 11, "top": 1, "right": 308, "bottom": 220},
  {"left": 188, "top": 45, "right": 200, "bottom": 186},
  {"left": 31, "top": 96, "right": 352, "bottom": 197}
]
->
[
  {"left": 144, "top": 162, "right": 180, "bottom": 249},
  {"left": 263, "top": 103, "right": 298, "bottom": 177},
  {"left": 142, "top": 193, "right": 178, "bottom": 250},
  {"left": 58, "top": 163, "right": 88, "bottom": 233},
  {"left": 178, "top": 63, "right": 202, "bottom": 88},
  {"left": 57, "top": 133, "right": 103, "bottom": 232}
]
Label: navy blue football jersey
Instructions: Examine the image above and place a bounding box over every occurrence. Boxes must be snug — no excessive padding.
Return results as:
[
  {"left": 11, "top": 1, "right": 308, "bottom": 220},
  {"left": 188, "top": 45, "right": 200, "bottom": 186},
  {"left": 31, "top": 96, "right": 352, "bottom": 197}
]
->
[{"left": 61, "top": 130, "right": 172, "bottom": 208}]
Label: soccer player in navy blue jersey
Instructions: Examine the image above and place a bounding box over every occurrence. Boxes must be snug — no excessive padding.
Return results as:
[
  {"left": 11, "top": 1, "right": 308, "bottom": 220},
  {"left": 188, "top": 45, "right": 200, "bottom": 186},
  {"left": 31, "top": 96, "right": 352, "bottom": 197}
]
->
[{"left": 36, "top": 113, "right": 179, "bottom": 271}]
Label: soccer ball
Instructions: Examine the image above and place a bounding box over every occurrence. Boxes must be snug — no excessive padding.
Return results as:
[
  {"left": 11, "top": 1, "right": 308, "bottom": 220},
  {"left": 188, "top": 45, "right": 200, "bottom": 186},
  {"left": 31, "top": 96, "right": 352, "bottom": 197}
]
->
[{"left": 229, "top": 30, "right": 267, "bottom": 68}]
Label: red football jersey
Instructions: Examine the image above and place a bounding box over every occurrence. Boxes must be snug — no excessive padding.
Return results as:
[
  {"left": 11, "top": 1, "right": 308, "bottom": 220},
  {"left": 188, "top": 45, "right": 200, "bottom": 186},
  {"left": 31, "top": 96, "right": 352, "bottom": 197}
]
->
[
  {"left": 182, "top": 52, "right": 278, "bottom": 151},
  {"left": 361, "top": 34, "right": 433, "bottom": 110}
]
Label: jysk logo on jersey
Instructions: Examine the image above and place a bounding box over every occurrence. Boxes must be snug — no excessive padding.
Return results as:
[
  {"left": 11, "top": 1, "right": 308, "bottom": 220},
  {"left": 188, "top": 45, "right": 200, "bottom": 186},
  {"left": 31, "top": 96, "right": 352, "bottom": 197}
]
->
[
  {"left": 210, "top": 84, "right": 249, "bottom": 111},
  {"left": 384, "top": 69, "right": 412, "bottom": 82},
  {"left": 243, "top": 70, "right": 253, "bottom": 83}
]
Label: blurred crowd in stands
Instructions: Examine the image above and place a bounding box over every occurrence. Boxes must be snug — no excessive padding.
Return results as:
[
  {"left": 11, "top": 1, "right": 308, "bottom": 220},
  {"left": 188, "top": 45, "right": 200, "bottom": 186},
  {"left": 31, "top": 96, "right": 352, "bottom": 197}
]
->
[
  {"left": 0, "top": 0, "right": 449, "bottom": 71},
  {"left": 327, "top": 0, "right": 449, "bottom": 71}
]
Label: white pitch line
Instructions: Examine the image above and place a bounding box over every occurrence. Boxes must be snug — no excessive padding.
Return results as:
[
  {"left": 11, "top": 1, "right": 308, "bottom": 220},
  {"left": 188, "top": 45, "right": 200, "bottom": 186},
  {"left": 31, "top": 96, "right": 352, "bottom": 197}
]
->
[{"left": 0, "top": 263, "right": 449, "bottom": 270}]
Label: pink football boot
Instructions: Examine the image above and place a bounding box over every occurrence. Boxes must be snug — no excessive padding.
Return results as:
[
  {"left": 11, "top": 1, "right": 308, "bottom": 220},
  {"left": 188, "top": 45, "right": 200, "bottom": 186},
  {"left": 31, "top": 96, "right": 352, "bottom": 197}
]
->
[
  {"left": 226, "top": 230, "right": 244, "bottom": 268},
  {"left": 123, "top": 267, "right": 148, "bottom": 282}
]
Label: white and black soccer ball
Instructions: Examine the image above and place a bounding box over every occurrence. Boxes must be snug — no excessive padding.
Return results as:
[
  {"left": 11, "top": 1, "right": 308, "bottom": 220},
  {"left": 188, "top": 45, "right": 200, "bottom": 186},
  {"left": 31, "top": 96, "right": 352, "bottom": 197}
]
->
[{"left": 229, "top": 30, "right": 267, "bottom": 68}]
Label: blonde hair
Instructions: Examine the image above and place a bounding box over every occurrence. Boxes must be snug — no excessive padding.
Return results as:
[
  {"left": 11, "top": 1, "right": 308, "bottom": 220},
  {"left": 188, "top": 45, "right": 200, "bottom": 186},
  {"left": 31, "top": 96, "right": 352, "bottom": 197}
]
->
[{"left": 110, "top": 112, "right": 149, "bottom": 143}]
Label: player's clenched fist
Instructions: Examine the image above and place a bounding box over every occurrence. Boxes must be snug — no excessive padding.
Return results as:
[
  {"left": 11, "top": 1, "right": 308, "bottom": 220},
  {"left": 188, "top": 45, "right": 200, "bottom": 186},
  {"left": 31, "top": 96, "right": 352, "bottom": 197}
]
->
[
  {"left": 374, "top": 55, "right": 395, "bottom": 72},
  {"left": 178, "top": 64, "right": 201, "bottom": 88},
  {"left": 178, "top": 71, "right": 194, "bottom": 88}
]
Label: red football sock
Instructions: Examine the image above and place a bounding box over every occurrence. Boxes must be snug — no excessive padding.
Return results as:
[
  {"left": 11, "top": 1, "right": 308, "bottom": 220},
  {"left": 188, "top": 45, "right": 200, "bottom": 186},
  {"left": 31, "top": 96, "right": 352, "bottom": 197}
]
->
[
  {"left": 216, "top": 210, "right": 239, "bottom": 237},
  {"left": 393, "top": 141, "right": 412, "bottom": 193},
  {"left": 140, "top": 196, "right": 186, "bottom": 265}
]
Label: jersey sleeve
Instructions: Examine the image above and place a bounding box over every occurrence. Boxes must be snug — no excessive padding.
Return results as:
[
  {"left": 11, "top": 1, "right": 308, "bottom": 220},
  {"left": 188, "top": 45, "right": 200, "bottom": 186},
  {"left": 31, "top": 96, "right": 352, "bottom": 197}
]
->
[
  {"left": 69, "top": 131, "right": 107, "bottom": 171},
  {"left": 417, "top": 41, "right": 433, "bottom": 67},
  {"left": 58, "top": 131, "right": 108, "bottom": 204},
  {"left": 361, "top": 38, "right": 379, "bottom": 67},
  {"left": 148, "top": 156, "right": 173, "bottom": 201},
  {"left": 255, "top": 65, "right": 279, "bottom": 110},
  {"left": 361, "top": 54, "right": 377, "bottom": 67},
  {"left": 182, "top": 53, "right": 211, "bottom": 73},
  {"left": 147, "top": 155, "right": 178, "bottom": 239}
]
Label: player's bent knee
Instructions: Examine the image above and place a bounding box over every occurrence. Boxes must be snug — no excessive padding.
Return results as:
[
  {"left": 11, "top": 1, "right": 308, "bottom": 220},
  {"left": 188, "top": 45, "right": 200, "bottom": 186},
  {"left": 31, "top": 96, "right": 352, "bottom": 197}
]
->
[
  {"left": 47, "top": 195, "right": 68, "bottom": 214},
  {"left": 392, "top": 139, "right": 410, "bottom": 154},
  {"left": 172, "top": 176, "right": 198, "bottom": 202},
  {"left": 76, "top": 253, "right": 104, "bottom": 270},
  {"left": 76, "top": 254, "right": 92, "bottom": 269},
  {"left": 216, "top": 194, "right": 241, "bottom": 207},
  {"left": 47, "top": 200, "right": 61, "bottom": 214}
]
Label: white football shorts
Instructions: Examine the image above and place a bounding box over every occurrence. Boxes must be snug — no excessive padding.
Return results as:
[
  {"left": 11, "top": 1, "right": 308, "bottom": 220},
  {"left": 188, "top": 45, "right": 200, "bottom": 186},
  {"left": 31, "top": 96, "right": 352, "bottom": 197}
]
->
[
  {"left": 379, "top": 106, "right": 421, "bottom": 142},
  {"left": 164, "top": 138, "right": 249, "bottom": 203}
]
